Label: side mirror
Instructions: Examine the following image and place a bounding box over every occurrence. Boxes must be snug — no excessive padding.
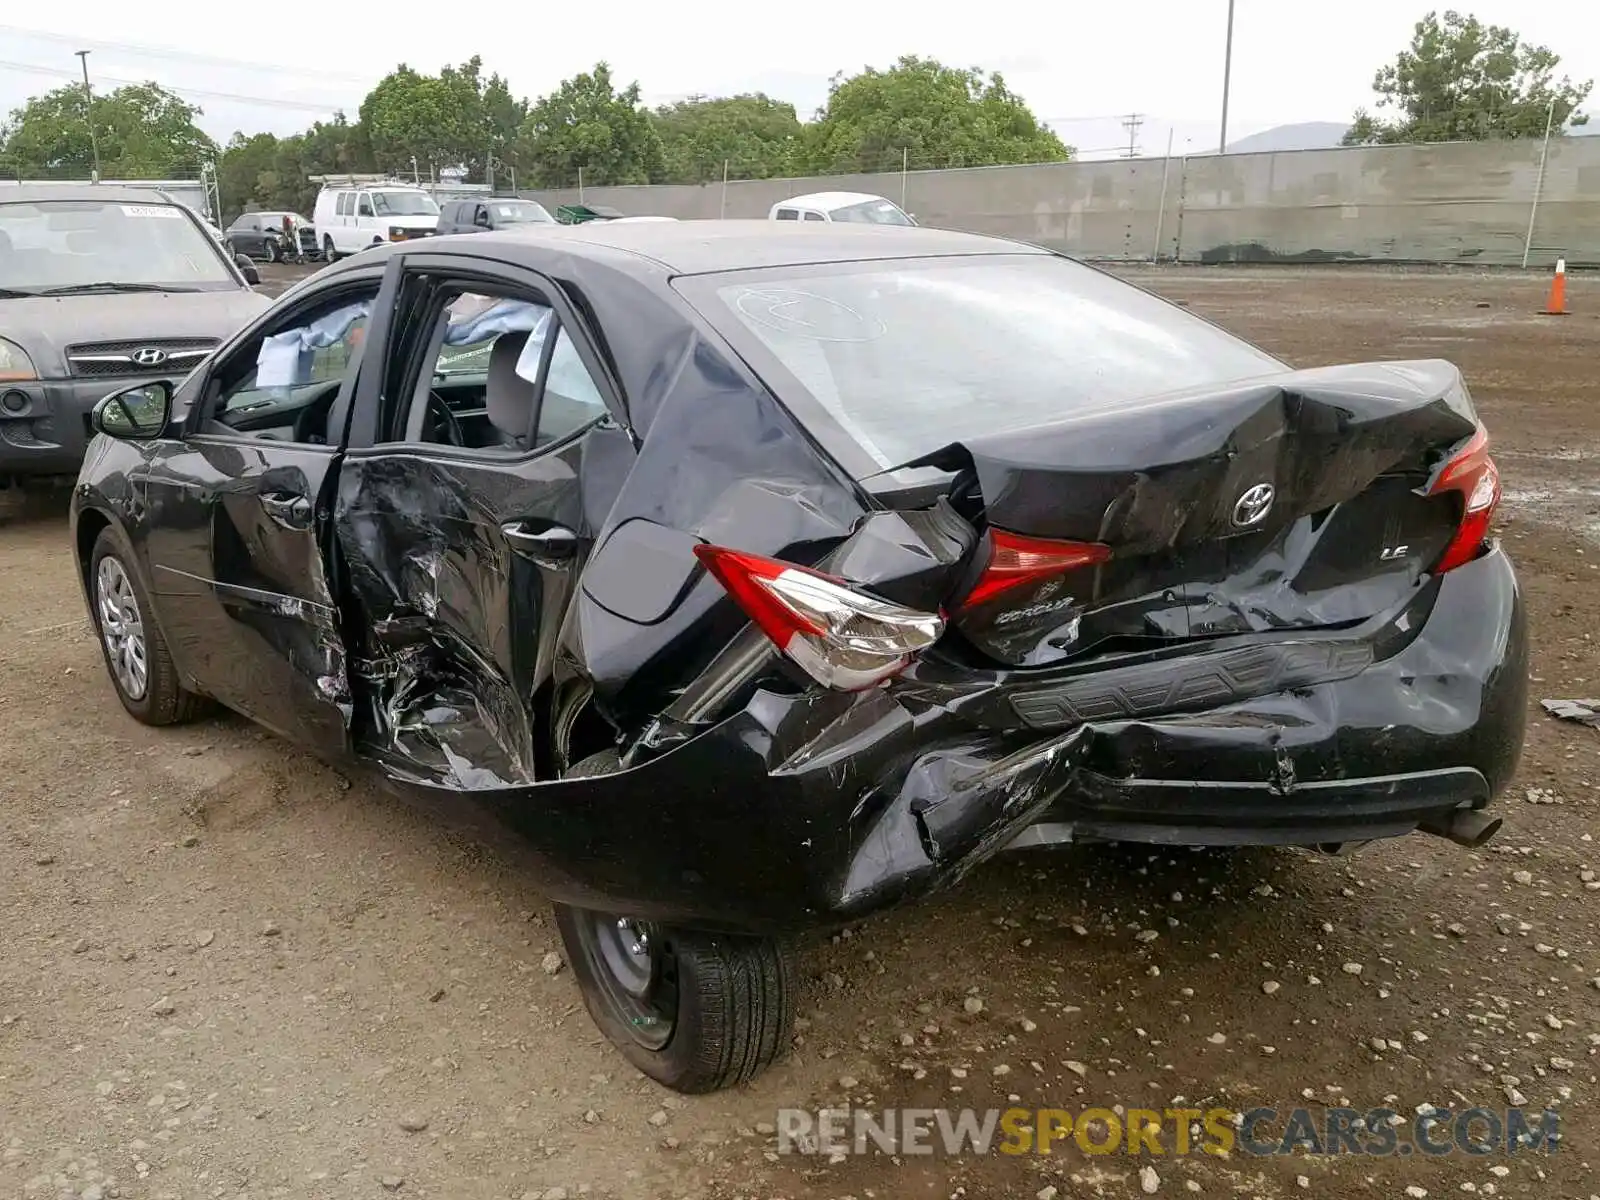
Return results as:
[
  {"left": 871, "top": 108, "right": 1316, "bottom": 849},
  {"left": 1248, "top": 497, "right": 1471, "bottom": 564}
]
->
[
  {"left": 92, "top": 381, "right": 172, "bottom": 441},
  {"left": 235, "top": 253, "right": 261, "bottom": 285},
  {"left": 474, "top": 211, "right": 490, "bottom": 227}
]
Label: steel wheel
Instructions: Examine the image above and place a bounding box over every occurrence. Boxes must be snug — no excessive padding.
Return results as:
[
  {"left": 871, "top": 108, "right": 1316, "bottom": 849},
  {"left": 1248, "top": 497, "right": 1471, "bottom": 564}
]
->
[
  {"left": 580, "top": 913, "right": 678, "bottom": 1051},
  {"left": 324, "top": 238, "right": 337, "bottom": 263},
  {"left": 96, "top": 554, "right": 148, "bottom": 701}
]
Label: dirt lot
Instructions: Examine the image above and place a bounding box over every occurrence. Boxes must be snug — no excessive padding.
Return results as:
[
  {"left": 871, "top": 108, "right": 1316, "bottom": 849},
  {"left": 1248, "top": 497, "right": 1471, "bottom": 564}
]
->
[{"left": 4, "top": 265, "right": 1598, "bottom": 1200}]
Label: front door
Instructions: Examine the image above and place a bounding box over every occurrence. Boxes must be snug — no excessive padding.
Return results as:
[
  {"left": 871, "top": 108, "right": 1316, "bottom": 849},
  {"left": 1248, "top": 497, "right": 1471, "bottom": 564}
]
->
[
  {"left": 332, "top": 252, "right": 626, "bottom": 786},
  {"left": 140, "top": 264, "right": 393, "bottom": 753}
]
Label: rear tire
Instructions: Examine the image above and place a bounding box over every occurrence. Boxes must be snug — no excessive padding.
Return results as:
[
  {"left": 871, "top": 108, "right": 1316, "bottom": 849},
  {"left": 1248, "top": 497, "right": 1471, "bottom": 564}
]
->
[
  {"left": 553, "top": 750, "right": 795, "bottom": 1094},
  {"left": 89, "top": 529, "right": 207, "bottom": 726}
]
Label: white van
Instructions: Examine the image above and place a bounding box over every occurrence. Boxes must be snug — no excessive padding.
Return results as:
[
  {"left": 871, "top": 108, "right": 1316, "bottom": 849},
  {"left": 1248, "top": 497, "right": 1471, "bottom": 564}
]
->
[
  {"left": 767, "top": 191, "right": 917, "bottom": 226},
  {"left": 313, "top": 183, "right": 440, "bottom": 261}
]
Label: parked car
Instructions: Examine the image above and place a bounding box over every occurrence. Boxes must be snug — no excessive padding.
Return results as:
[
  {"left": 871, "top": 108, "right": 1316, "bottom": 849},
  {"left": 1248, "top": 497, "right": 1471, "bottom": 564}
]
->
[
  {"left": 226, "top": 211, "right": 315, "bottom": 262},
  {"left": 769, "top": 191, "right": 916, "bottom": 225},
  {"left": 0, "top": 185, "right": 269, "bottom": 487},
  {"left": 70, "top": 220, "right": 1525, "bottom": 1095},
  {"left": 313, "top": 183, "right": 438, "bottom": 260},
  {"left": 435, "top": 197, "right": 557, "bottom": 235}
]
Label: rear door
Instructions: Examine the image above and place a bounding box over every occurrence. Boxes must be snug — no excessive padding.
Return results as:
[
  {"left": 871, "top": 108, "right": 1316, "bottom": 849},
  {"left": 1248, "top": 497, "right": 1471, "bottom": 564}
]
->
[
  {"left": 140, "top": 261, "right": 395, "bottom": 751},
  {"left": 331, "top": 250, "right": 627, "bottom": 786}
]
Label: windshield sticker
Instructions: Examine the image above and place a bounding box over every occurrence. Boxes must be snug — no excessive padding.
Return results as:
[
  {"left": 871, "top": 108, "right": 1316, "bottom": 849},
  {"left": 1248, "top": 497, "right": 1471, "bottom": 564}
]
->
[{"left": 120, "top": 205, "right": 184, "bottom": 219}]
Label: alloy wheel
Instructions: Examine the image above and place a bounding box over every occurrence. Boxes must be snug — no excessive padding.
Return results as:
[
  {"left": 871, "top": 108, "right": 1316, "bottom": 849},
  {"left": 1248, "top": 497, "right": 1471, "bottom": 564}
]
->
[{"left": 96, "top": 555, "right": 148, "bottom": 701}]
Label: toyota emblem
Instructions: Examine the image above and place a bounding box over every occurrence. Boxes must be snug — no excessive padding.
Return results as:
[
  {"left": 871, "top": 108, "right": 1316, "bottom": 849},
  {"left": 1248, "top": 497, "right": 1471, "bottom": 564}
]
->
[
  {"left": 1231, "top": 483, "right": 1276, "bottom": 527},
  {"left": 132, "top": 347, "right": 168, "bottom": 366}
]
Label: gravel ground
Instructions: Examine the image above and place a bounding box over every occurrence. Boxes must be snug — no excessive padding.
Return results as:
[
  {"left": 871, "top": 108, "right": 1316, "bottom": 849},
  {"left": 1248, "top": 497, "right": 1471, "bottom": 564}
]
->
[{"left": 3, "top": 264, "right": 1598, "bottom": 1200}]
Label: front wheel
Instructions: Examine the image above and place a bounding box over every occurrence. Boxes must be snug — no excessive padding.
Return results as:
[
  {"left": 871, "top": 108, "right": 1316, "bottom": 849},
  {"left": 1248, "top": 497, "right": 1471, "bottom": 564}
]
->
[
  {"left": 89, "top": 529, "right": 207, "bottom": 726},
  {"left": 552, "top": 752, "right": 794, "bottom": 1093},
  {"left": 263, "top": 238, "right": 280, "bottom": 263},
  {"left": 323, "top": 237, "right": 338, "bottom": 263}
]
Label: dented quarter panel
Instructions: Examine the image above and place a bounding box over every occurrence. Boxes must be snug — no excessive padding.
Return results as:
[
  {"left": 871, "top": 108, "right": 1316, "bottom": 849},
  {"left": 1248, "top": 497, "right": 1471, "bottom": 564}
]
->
[{"left": 562, "top": 331, "right": 872, "bottom": 727}]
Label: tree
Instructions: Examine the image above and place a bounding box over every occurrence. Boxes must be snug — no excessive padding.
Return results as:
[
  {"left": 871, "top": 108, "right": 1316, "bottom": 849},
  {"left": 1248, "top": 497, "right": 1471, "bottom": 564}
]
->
[
  {"left": 216, "top": 131, "right": 282, "bottom": 220},
  {"left": 268, "top": 115, "right": 374, "bottom": 216},
  {"left": 360, "top": 57, "right": 524, "bottom": 181},
  {"left": 1, "top": 81, "right": 217, "bottom": 178},
  {"left": 1344, "top": 10, "right": 1592, "bottom": 145},
  {"left": 652, "top": 94, "right": 803, "bottom": 183},
  {"left": 513, "top": 63, "right": 663, "bottom": 188},
  {"left": 801, "top": 56, "right": 1071, "bottom": 175}
]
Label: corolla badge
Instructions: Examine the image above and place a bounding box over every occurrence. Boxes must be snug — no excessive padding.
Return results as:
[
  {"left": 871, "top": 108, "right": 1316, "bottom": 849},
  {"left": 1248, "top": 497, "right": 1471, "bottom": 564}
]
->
[{"left": 1231, "top": 483, "right": 1276, "bottom": 527}]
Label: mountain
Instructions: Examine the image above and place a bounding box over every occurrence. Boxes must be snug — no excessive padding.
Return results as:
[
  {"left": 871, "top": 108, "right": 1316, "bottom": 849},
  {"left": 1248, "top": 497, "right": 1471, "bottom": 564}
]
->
[{"left": 1221, "top": 122, "right": 1351, "bottom": 154}]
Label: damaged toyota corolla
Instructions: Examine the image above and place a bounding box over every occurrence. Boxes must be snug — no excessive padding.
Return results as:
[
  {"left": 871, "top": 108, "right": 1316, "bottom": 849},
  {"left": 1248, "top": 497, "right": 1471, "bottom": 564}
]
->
[{"left": 70, "top": 221, "right": 1527, "bottom": 1093}]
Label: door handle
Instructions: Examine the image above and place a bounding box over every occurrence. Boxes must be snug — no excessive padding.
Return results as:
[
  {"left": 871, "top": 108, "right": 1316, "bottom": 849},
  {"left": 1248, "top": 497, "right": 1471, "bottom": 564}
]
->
[
  {"left": 501, "top": 521, "right": 578, "bottom": 559},
  {"left": 260, "top": 491, "right": 312, "bottom": 528}
]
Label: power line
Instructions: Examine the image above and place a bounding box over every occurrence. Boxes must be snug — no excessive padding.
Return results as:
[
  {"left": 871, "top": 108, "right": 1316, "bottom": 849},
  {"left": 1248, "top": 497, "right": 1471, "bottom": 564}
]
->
[
  {"left": 0, "top": 59, "right": 357, "bottom": 113},
  {"left": 0, "top": 23, "right": 371, "bottom": 84}
]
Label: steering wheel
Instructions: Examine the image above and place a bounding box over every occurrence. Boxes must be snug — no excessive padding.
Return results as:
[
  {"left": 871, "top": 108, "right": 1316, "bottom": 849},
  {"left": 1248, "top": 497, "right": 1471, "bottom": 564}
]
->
[{"left": 425, "top": 390, "right": 465, "bottom": 447}]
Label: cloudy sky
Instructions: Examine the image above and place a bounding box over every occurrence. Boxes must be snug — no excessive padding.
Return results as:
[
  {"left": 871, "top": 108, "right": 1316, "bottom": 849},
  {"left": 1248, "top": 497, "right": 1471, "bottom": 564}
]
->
[{"left": 1, "top": 2, "right": 1595, "bottom": 164}]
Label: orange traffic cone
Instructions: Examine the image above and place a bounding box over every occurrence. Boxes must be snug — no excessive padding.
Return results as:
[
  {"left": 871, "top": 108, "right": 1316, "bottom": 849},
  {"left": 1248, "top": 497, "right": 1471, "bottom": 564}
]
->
[{"left": 1541, "top": 258, "right": 1568, "bottom": 316}]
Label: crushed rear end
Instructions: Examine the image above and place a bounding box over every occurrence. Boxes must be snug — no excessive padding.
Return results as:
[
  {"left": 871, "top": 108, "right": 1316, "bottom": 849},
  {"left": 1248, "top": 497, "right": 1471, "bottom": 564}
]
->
[{"left": 485, "top": 357, "right": 1523, "bottom": 936}]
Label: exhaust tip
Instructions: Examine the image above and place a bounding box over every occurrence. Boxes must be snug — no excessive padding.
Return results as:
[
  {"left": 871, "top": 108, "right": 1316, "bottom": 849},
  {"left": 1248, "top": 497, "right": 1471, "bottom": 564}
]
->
[{"left": 1419, "top": 809, "right": 1502, "bottom": 850}]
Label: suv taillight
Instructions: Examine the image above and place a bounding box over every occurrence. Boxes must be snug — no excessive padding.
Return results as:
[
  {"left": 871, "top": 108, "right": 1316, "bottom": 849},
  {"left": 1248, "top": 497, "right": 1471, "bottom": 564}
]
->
[
  {"left": 694, "top": 545, "right": 944, "bottom": 691},
  {"left": 1428, "top": 425, "right": 1500, "bottom": 574}
]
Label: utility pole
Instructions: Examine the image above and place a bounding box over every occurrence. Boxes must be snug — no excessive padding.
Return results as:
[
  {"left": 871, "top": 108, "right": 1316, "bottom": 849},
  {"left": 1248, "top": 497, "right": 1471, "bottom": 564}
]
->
[
  {"left": 1119, "top": 113, "right": 1144, "bottom": 158},
  {"left": 75, "top": 49, "right": 102, "bottom": 183},
  {"left": 1219, "top": 0, "right": 1236, "bottom": 154}
]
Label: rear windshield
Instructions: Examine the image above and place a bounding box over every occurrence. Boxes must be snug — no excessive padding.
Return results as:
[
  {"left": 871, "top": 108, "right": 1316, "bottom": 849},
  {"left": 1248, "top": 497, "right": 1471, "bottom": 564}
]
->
[
  {"left": 491, "top": 200, "right": 554, "bottom": 223},
  {"left": 677, "top": 254, "right": 1283, "bottom": 470}
]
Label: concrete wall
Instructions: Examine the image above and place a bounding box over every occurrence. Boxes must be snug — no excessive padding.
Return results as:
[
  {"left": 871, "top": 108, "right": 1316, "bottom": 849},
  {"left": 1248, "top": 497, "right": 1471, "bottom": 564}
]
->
[{"left": 523, "top": 137, "right": 1600, "bottom": 268}]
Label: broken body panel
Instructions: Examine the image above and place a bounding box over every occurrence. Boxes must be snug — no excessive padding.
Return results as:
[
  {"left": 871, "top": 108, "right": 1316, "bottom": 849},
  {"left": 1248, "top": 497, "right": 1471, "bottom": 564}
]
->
[{"left": 69, "top": 228, "right": 1527, "bottom": 938}]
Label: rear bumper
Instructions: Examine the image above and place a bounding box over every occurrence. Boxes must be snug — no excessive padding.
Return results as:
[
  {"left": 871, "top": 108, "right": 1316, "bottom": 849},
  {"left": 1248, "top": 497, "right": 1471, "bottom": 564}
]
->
[
  {"left": 0, "top": 375, "right": 157, "bottom": 479},
  {"left": 417, "top": 544, "right": 1526, "bottom": 935}
]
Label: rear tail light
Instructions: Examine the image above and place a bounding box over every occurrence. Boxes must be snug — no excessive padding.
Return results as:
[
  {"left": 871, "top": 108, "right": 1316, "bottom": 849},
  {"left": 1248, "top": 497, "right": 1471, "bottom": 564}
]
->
[
  {"left": 694, "top": 545, "right": 944, "bottom": 691},
  {"left": 1428, "top": 425, "right": 1500, "bottom": 574},
  {"left": 960, "top": 529, "right": 1112, "bottom": 610}
]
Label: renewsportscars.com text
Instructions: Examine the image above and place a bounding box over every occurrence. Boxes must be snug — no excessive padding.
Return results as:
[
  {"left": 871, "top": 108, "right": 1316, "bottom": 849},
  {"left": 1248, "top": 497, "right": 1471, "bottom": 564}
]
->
[{"left": 776, "top": 1106, "right": 1561, "bottom": 1158}]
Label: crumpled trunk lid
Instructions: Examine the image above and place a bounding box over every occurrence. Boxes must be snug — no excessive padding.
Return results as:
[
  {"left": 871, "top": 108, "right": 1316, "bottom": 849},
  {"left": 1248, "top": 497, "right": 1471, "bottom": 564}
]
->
[{"left": 918, "top": 360, "right": 1481, "bottom": 667}]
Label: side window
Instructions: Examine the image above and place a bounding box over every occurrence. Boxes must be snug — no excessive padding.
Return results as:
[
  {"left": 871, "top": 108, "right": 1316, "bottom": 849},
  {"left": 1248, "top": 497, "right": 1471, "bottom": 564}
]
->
[
  {"left": 803, "top": 211, "right": 826, "bottom": 222},
  {"left": 392, "top": 284, "right": 609, "bottom": 454},
  {"left": 202, "top": 284, "right": 380, "bottom": 443},
  {"left": 538, "top": 327, "right": 609, "bottom": 445},
  {"left": 357, "top": 192, "right": 374, "bottom": 218},
  {"left": 336, "top": 193, "right": 352, "bottom": 217},
  {"left": 774, "top": 209, "right": 799, "bottom": 221}
]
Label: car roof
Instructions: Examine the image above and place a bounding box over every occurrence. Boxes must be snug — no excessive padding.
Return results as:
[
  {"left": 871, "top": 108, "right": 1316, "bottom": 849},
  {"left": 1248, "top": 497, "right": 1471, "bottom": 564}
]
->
[
  {"left": 774, "top": 191, "right": 893, "bottom": 210},
  {"left": 458, "top": 219, "right": 1045, "bottom": 276},
  {"left": 0, "top": 184, "right": 190, "bottom": 206}
]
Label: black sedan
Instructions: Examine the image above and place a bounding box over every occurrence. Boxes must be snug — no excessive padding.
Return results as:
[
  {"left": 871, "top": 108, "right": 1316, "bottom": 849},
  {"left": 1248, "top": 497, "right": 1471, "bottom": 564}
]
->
[
  {"left": 69, "top": 221, "right": 1527, "bottom": 1093},
  {"left": 224, "top": 211, "right": 313, "bottom": 262}
]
